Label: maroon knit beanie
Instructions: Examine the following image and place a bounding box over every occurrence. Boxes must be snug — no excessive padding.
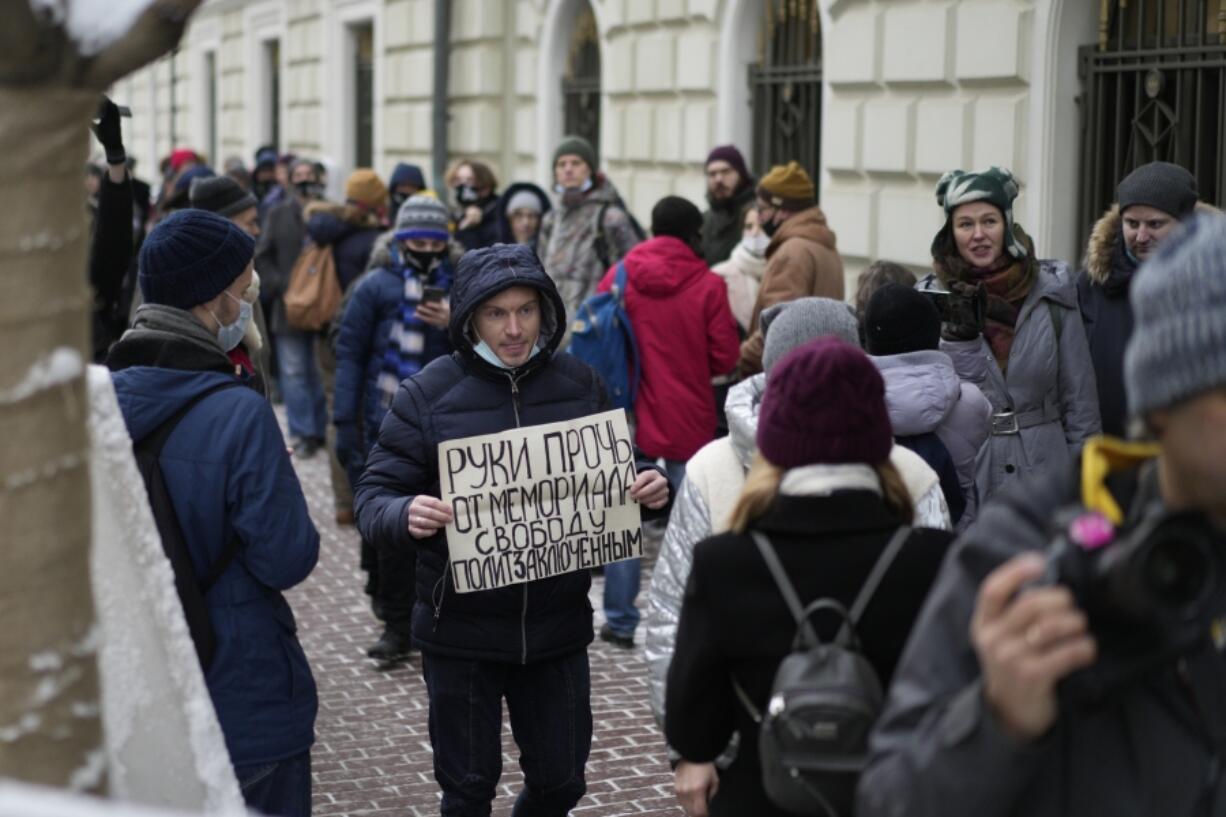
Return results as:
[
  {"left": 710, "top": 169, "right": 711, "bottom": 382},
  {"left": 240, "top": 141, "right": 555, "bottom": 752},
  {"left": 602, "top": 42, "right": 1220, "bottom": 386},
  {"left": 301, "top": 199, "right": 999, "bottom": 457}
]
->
[
  {"left": 757, "top": 337, "right": 894, "bottom": 469},
  {"left": 705, "top": 145, "right": 751, "bottom": 183}
]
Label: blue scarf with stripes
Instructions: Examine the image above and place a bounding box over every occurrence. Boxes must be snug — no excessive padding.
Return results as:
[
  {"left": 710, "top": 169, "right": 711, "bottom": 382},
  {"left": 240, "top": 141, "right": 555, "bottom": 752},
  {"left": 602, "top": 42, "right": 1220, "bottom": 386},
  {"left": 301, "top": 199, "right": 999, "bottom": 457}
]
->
[{"left": 377, "top": 247, "right": 452, "bottom": 408}]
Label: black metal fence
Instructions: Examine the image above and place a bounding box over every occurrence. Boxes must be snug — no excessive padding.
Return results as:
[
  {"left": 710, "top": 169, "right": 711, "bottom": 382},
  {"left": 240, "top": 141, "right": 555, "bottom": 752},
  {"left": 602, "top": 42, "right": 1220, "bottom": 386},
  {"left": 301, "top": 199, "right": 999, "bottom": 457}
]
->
[
  {"left": 749, "top": 0, "right": 822, "bottom": 187},
  {"left": 1079, "top": 0, "right": 1226, "bottom": 244}
]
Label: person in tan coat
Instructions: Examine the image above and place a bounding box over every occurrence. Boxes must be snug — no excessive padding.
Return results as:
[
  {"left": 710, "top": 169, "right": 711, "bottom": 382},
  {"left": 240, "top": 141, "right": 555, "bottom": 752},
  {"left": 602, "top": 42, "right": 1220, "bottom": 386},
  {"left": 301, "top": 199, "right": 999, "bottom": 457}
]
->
[{"left": 738, "top": 161, "right": 844, "bottom": 375}]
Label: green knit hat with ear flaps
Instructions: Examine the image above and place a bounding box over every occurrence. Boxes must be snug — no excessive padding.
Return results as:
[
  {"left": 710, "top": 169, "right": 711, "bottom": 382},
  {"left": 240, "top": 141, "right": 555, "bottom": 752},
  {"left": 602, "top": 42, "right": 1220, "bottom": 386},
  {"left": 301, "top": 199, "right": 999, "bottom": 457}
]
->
[{"left": 935, "top": 167, "right": 1027, "bottom": 260}]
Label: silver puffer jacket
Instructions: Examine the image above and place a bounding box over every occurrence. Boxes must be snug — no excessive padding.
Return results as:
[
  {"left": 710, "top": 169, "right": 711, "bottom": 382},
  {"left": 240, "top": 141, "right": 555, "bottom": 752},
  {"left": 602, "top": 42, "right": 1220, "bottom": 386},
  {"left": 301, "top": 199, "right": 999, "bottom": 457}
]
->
[{"left": 645, "top": 375, "right": 951, "bottom": 739}]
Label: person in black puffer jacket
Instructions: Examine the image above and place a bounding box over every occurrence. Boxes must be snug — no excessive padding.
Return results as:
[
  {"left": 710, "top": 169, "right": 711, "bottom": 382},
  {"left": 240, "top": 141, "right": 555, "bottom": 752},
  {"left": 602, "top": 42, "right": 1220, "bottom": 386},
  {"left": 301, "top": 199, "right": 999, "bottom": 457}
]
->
[{"left": 354, "top": 243, "right": 673, "bottom": 816}]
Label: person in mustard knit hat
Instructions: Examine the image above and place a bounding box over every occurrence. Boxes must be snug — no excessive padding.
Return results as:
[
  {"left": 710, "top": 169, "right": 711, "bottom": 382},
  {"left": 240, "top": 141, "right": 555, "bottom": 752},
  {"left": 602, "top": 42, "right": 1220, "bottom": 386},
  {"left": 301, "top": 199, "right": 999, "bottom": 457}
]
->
[{"left": 738, "top": 161, "right": 845, "bottom": 375}]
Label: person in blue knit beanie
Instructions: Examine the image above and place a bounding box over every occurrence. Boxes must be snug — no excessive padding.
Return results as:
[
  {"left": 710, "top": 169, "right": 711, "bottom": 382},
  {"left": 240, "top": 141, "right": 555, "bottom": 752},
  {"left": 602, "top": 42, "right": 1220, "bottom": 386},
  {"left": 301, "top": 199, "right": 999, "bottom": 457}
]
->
[
  {"left": 106, "top": 207, "right": 321, "bottom": 817},
  {"left": 859, "top": 209, "right": 1226, "bottom": 817}
]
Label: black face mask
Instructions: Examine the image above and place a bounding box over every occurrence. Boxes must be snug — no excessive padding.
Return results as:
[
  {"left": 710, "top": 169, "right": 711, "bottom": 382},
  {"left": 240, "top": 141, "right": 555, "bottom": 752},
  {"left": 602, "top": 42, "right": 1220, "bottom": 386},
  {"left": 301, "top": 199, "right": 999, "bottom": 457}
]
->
[
  {"left": 253, "top": 180, "right": 272, "bottom": 200},
  {"left": 295, "top": 181, "right": 321, "bottom": 200},
  {"left": 408, "top": 249, "right": 443, "bottom": 272},
  {"left": 455, "top": 184, "right": 481, "bottom": 206},
  {"left": 762, "top": 217, "right": 781, "bottom": 238},
  {"left": 391, "top": 192, "right": 409, "bottom": 215}
]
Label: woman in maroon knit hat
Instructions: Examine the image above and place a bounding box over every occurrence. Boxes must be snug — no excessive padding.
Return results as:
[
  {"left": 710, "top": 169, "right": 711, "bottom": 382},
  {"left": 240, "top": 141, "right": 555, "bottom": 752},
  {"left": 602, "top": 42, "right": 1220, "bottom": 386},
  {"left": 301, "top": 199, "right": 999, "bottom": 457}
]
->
[{"left": 663, "top": 337, "right": 955, "bottom": 817}]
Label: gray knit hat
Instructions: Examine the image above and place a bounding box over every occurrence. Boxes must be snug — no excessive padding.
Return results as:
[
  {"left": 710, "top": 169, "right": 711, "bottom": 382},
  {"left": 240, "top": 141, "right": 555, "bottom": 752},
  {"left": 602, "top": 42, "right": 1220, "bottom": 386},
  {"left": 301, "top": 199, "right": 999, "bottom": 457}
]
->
[
  {"left": 1125, "top": 211, "right": 1226, "bottom": 417},
  {"left": 190, "top": 175, "right": 258, "bottom": 218},
  {"left": 935, "top": 167, "right": 1027, "bottom": 260},
  {"left": 761, "top": 297, "right": 861, "bottom": 377},
  {"left": 393, "top": 195, "right": 451, "bottom": 242},
  {"left": 1118, "top": 161, "right": 1198, "bottom": 219},
  {"left": 553, "top": 135, "right": 598, "bottom": 172}
]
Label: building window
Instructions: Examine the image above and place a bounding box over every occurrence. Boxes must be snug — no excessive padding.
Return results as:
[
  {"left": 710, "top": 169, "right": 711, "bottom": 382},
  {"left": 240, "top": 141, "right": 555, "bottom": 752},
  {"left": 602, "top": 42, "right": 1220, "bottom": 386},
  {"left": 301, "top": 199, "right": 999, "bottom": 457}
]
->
[
  {"left": 562, "top": 2, "right": 601, "bottom": 158},
  {"left": 749, "top": 0, "right": 823, "bottom": 186},
  {"left": 1080, "top": 0, "right": 1225, "bottom": 240},
  {"left": 204, "top": 50, "right": 218, "bottom": 166},
  {"left": 264, "top": 39, "right": 281, "bottom": 150},
  {"left": 352, "top": 22, "right": 374, "bottom": 169}
]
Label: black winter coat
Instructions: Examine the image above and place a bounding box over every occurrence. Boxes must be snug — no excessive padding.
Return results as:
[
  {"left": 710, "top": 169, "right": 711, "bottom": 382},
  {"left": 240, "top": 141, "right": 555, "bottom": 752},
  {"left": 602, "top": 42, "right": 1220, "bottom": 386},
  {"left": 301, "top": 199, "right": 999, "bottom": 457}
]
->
[
  {"left": 1077, "top": 206, "right": 1136, "bottom": 437},
  {"left": 454, "top": 196, "right": 502, "bottom": 252},
  {"left": 665, "top": 491, "right": 953, "bottom": 817},
  {"left": 354, "top": 244, "right": 668, "bottom": 664},
  {"left": 701, "top": 182, "right": 756, "bottom": 266},
  {"left": 89, "top": 172, "right": 134, "bottom": 361},
  {"left": 254, "top": 198, "right": 305, "bottom": 335},
  {"left": 305, "top": 204, "right": 383, "bottom": 292}
]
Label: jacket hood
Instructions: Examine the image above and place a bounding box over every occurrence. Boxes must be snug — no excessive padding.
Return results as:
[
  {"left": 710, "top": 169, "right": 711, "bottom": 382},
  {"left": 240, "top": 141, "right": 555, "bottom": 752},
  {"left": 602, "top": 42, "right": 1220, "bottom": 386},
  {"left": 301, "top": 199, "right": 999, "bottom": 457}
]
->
[
  {"left": 1083, "top": 201, "right": 1222, "bottom": 284},
  {"left": 304, "top": 200, "right": 382, "bottom": 245},
  {"left": 110, "top": 367, "right": 241, "bottom": 443},
  {"left": 447, "top": 243, "right": 567, "bottom": 359},
  {"left": 872, "top": 350, "right": 960, "bottom": 436},
  {"left": 495, "top": 182, "right": 552, "bottom": 243},
  {"left": 725, "top": 374, "right": 764, "bottom": 470},
  {"left": 365, "top": 229, "right": 397, "bottom": 272},
  {"left": 765, "top": 206, "right": 837, "bottom": 259},
  {"left": 624, "top": 236, "right": 710, "bottom": 297}
]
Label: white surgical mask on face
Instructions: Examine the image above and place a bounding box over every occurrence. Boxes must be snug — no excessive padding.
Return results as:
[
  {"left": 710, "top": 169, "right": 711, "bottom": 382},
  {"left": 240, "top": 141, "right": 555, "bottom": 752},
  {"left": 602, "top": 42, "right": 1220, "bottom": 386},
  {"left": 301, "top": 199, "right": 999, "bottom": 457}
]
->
[
  {"left": 554, "top": 177, "right": 594, "bottom": 195},
  {"left": 742, "top": 233, "right": 770, "bottom": 257},
  {"left": 210, "top": 290, "right": 254, "bottom": 352}
]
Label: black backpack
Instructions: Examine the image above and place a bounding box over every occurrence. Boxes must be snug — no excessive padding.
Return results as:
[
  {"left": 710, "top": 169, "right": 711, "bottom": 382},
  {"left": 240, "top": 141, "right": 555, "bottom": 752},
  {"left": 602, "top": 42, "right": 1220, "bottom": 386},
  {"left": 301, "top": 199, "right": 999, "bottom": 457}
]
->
[
  {"left": 132, "top": 381, "right": 245, "bottom": 671},
  {"left": 592, "top": 200, "right": 647, "bottom": 270},
  {"left": 733, "top": 526, "right": 910, "bottom": 817}
]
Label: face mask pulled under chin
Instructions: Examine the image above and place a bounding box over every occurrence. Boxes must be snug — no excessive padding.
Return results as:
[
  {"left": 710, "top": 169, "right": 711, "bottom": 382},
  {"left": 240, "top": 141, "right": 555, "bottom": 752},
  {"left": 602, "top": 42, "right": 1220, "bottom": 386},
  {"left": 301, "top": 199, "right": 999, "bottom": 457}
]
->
[
  {"left": 473, "top": 339, "right": 541, "bottom": 370},
  {"left": 554, "top": 177, "right": 594, "bottom": 195},
  {"left": 211, "top": 291, "right": 254, "bottom": 353}
]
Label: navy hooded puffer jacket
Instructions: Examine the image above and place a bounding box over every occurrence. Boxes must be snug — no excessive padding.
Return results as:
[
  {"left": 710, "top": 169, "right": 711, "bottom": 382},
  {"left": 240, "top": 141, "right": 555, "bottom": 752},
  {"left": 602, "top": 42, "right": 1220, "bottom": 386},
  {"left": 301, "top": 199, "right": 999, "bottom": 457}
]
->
[{"left": 354, "top": 243, "right": 661, "bottom": 664}]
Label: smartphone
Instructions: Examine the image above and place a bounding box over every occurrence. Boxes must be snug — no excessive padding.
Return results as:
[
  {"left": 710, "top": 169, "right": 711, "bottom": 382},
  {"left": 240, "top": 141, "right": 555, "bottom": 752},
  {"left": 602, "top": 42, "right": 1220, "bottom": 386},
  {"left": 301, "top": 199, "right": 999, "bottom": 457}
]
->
[
  {"left": 921, "top": 288, "right": 985, "bottom": 331},
  {"left": 421, "top": 286, "right": 447, "bottom": 303}
]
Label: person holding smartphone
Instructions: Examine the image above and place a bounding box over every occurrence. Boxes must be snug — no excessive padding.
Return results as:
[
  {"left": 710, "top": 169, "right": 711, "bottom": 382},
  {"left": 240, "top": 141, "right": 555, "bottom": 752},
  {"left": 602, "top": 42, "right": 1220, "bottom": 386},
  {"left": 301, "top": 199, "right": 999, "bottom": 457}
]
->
[{"left": 333, "top": 195, "right": 456, "bottom": 662}]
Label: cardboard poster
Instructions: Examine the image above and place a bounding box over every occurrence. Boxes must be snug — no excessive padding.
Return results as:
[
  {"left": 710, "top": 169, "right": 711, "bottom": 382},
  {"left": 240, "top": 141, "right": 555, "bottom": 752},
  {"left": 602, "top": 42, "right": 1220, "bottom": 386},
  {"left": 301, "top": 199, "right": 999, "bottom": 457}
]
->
[{"left": 439, "top": 410, "right": 643, "bottom": 593}]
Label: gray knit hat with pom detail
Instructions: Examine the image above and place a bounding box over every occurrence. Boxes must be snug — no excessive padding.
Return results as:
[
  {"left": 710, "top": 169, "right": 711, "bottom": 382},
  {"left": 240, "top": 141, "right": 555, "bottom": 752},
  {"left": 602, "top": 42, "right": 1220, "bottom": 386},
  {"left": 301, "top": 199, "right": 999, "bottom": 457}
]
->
[
  {"left": 935, "top": 167, "right": 1027, "bottom": 260},
  {"left": 1125, "top": 211, "right": 1226, "bottom": 417}
]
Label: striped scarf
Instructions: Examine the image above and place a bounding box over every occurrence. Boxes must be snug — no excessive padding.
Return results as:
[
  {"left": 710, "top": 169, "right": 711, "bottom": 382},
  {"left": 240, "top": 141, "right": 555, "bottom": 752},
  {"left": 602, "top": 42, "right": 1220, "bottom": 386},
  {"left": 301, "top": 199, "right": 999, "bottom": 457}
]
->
[{"left": 376, "top": 251, "right": 451, "bottom": 408}]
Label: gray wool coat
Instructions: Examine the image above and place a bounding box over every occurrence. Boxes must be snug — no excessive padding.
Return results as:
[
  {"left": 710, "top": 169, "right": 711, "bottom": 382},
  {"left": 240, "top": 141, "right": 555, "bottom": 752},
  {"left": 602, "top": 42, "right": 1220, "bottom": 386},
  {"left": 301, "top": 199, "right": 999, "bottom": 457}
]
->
[{"left": 919, "top": 260, "right": 1101, "bottom": 504}]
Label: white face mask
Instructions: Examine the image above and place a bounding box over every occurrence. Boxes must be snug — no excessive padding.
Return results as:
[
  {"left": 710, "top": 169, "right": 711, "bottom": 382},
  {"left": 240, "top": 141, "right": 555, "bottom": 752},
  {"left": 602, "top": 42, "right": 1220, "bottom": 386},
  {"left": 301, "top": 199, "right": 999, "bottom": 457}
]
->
[
  {"left": 210, "top": 290, "right": 253, "bottom": 353},
  {"left": 742, "top": 233, "right": 770, "bottom": 257},
  {"left": 474, "top": 339, "right": 541, "bottom": 370},
  {"left": 554, "top": 177, "right": 594, "bottom": 195}
]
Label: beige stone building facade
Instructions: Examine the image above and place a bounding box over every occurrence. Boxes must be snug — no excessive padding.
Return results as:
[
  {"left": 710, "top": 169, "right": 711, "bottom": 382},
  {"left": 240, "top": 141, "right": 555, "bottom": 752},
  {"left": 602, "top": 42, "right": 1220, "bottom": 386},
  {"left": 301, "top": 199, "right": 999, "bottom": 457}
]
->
[{"left": 115, "top": 0, "right": 1224, "bottom": 285}]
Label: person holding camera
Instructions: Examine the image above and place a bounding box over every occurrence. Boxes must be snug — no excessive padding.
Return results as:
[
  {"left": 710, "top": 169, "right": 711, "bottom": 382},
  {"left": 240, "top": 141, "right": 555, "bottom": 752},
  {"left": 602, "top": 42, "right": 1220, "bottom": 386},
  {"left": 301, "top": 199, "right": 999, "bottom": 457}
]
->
[
  {"left": 333, "top": 195, "right": 456, "bottom": 662},
  {"left": 859, "top": 212, "right": 1226, "bottom": 817},
  {"left": 919, "top": 167, "right": 1100, "bottom": 504}
]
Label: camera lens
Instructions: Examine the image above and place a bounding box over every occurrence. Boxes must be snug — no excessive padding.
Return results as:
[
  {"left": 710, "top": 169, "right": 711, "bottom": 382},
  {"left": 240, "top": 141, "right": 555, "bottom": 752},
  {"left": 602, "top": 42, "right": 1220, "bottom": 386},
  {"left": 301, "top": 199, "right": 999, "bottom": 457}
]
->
[{"left": 1141, "top": 534, "right": 1213, "bottom": 617}]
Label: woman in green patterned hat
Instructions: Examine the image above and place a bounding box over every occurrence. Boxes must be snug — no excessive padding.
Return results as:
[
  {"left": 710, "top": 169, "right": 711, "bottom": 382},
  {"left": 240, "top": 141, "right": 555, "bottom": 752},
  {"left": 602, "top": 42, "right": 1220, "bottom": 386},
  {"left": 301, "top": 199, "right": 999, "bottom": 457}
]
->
[{"left": 918, "top": 166, "right": 1101, "bottom": 504}]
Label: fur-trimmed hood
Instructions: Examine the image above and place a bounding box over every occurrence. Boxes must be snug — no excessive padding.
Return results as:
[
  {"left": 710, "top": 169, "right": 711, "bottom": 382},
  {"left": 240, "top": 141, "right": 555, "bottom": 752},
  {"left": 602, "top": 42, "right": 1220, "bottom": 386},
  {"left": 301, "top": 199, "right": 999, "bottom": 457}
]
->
[{"left": 1082, "top": 202, "right": 1221, "bottom": 284}]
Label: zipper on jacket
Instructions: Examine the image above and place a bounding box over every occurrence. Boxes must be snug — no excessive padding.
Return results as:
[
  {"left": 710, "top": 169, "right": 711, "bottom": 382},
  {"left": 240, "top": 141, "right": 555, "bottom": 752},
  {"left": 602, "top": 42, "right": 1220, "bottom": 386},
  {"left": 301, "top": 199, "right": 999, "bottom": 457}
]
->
[
  {"left": 432, "top": 562, "right": 450, "bottom": 632},
  {"left": 506, "top": 373, "right": 523, "bottom": 428}
]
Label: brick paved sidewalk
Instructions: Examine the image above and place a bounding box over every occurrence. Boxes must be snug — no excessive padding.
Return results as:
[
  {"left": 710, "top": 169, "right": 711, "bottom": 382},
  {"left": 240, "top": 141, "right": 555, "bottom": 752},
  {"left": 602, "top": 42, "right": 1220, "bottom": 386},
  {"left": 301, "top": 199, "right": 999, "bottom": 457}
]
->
[{"left": 285, "top": 436, "right": 684, "bottom": 817}]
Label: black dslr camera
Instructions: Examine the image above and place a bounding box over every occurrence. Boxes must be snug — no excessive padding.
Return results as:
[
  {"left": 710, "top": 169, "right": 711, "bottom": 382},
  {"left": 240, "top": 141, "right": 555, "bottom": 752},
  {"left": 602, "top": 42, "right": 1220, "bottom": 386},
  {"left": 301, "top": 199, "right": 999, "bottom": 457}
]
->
[
  {"left": 1039, "top": 506, "right": 1226, "bottom": 701},
  {"left": 920, "top": 287, "right": 985, "bottom": 334}
]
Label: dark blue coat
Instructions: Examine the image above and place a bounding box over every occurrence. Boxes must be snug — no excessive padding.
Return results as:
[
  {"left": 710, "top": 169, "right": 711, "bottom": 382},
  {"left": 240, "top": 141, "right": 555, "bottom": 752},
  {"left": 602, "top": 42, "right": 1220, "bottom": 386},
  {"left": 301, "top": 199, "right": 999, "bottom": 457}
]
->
[
  {"left": 355, "top": 243, "right": 667, "bottom": 664},
  {"left": 305, "top": 207, "right": 382, "bottom": 292},
  {"left": 333, "top": 254, "right": 454, "bottom": 444},
  {"left": 1077, "top": 208, "right": 1137, "bottom": 438},
  {"left": 109, "top": 360, "right": 319, "bottom": 767}
]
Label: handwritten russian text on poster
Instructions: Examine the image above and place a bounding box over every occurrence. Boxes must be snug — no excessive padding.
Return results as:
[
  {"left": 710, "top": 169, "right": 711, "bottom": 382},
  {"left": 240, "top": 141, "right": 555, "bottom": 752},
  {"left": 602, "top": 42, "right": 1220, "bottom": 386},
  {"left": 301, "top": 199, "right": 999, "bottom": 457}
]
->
[{"left": 439, "top": 409, "right": 643, "bottom": 593}]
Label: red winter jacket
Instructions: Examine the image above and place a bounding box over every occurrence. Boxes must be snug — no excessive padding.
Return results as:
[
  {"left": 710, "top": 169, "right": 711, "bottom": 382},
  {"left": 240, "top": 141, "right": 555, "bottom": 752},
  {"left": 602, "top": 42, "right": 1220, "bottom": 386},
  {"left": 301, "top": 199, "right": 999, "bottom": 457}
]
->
[{"left": 599, "top": 236, "right": 741, "bottom": 462}]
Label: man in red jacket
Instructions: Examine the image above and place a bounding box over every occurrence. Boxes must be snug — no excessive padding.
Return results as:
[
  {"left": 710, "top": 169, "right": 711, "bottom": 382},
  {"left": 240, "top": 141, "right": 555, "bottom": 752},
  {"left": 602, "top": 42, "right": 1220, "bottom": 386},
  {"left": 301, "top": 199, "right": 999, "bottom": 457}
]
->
[{"left": 596, "top": 195, "right": 741, "bottom": 648}]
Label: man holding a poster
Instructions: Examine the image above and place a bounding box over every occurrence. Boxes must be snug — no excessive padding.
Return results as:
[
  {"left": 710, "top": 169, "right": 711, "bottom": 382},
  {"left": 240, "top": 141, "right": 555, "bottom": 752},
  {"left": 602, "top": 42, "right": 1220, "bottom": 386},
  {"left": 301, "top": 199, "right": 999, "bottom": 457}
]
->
[{"left": 355, "top": 243, "right": 671, "bottom": 816}]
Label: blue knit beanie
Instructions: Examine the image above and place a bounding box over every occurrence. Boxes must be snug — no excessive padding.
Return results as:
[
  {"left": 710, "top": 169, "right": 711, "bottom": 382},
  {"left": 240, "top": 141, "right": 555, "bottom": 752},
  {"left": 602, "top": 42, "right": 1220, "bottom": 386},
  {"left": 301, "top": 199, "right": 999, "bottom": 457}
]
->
[
  {"left": 1125, "top": 211, "right": 1226, "bottom": 417},
  {"left": 139, "top": 209, "right": 256, "bottom": 309}
]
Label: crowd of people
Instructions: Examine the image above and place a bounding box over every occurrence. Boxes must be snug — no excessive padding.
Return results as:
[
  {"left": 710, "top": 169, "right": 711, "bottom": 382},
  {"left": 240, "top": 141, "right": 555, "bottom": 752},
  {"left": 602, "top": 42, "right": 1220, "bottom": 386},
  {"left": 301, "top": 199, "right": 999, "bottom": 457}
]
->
[{"left": 82, "top": 93, "right": 1226, "bottom": 817}]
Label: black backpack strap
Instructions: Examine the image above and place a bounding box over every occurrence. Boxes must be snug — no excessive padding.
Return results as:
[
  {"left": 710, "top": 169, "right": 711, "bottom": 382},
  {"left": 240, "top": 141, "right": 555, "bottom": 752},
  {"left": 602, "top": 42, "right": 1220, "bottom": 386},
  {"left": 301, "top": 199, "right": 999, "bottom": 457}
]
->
[
  {"left": 593, "top": 201, "right": 613, "bottom": 270},
  {"left": 839, "top": 526, "right": 911, "bottom": 644},
  {"left": 750, "top": 531, "right": 819, "bottom": 648},
  {"left": 135, "top": 381, "right": 246, "bottom": 598}
]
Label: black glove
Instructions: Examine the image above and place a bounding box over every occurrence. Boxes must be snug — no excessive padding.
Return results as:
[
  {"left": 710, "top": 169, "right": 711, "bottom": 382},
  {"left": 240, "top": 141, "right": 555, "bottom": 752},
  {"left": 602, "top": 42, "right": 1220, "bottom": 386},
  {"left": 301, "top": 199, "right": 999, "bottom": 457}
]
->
[
  {"left": 91, "top": 96, "right": 126, "bottom": 166},
  {"left": 941, "top": 280, "right": 987, "bottom": 341}
]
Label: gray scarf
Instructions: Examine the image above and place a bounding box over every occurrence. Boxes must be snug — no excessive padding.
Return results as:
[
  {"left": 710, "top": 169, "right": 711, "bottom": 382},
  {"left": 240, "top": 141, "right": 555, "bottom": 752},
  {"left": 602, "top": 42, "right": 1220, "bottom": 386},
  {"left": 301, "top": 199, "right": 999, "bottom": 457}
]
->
[{"left": 126, "top": 303, "right": 229, "bottom": 363}]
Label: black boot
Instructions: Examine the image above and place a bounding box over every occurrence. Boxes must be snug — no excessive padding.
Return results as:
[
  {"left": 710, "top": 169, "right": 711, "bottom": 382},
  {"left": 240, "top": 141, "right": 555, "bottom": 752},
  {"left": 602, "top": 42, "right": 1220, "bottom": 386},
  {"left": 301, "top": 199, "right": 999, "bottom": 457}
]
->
[{"left": 367, "top": 626, "right": 413, "bottom": 662}]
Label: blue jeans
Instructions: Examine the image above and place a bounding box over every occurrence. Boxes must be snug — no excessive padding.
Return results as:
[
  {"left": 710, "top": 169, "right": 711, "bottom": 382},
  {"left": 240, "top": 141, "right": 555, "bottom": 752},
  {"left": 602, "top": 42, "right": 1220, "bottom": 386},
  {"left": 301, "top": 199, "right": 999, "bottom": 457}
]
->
[
  {"left": 277, "top": 330, "right": 327, "bottom": 441},
  {"left": 235, "top": 751, "right": 311, "bottom": 817},
  {"left": 421, "top": 651, "right": 591, "bottom": 817}
]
